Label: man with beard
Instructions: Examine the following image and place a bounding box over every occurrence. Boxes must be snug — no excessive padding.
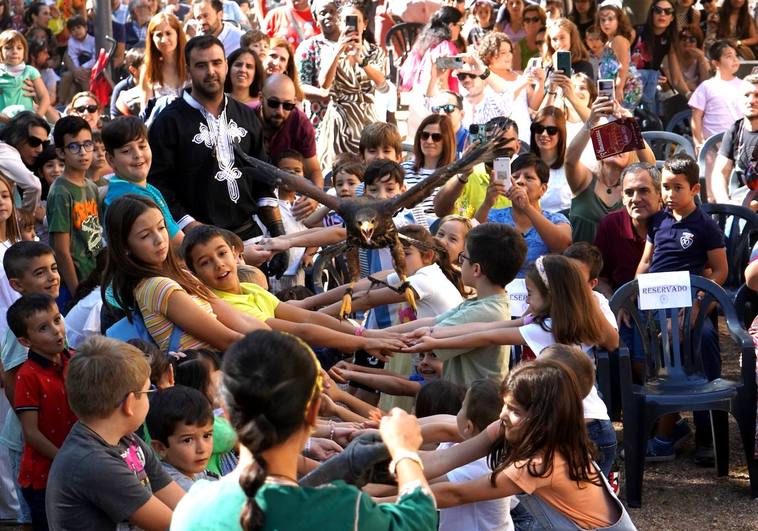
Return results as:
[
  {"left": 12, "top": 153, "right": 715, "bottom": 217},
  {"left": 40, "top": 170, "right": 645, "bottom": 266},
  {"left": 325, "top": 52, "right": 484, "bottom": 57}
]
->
[
  {"left": 255, "top": 74, "right": 322, "bottom": 219},
  {"left": 711, "top": 73, "right": 758, "bottom": 208},
  {"left": 148, "top": 35, "right": 287, "bottom": 274},
  {"left": 191, "top": 0, "right": 244, "bottom": 55}
]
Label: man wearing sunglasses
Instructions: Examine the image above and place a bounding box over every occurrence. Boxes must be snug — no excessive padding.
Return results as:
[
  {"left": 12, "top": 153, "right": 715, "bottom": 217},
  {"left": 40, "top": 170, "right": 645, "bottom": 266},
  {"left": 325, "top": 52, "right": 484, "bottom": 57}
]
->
[
  {"left": 254, "top": 74, "right": 323, "bottom": 219},
  {"left": 0, "top": 112, "right": 46, "bottom": 211},
  {"left": 148, "top": 34, "right": 290, "bottom": 276},
  {"left": 429, "top": 90, "right": 468, "bottom": 158},
  {"left": 452, "top": 55, "right": 513, "bottom": 131}
]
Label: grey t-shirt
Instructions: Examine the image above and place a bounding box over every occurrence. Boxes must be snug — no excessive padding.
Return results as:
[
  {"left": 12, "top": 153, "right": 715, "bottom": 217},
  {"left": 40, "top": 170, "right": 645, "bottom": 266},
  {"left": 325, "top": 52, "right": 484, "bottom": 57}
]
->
[{"left": 46, "top": 421, "right": 172, "bottom": 531}]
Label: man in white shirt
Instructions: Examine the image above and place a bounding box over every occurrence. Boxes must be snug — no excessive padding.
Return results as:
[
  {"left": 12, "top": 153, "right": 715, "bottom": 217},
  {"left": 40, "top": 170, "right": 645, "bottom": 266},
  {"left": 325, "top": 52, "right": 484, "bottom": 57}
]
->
[{"left": 191, "top": 0, "right": 243, "bottom": 55}]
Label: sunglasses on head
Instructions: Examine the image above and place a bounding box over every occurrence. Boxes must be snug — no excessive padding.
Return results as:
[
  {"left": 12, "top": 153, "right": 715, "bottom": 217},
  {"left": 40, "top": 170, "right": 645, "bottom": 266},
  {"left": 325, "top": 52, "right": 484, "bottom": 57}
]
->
[
  {"left": 421, "top": 131, "right": 443, "bottom": 142},
  {"left": 431, "top": 103, "right": 460, "bottom": 114},
  {"left": 456, "top": 72, "right": 479, "bottom": 80},
  {"left": 652, "top": 5, "right": 674, "bottom": 15},
  {"left": 74, "top": 104, "right": 98, "bottom": 114},
  {"left": 26, "top": 136, "right": 48, "bottom": 148},
  {"left": 266, "top": 98, "right": 297, "bottom": 110},
  {"left": 531, "top": 123, "right": 559, "bottom": 136}
]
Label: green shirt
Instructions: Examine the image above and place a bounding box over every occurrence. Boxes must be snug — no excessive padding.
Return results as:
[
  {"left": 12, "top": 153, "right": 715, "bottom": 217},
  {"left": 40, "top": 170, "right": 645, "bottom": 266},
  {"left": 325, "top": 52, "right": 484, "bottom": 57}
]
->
[
  {"left": 434, "top": 293, "right": 511, "bottom": 387},
  {"left": 569, "top": 175, "right": 623, "bottom": 244},
  {"left": 171, "top": 474, "right": 438, "bottom": 531},
  {"left": 46, "top": 176, "right": 104, "bottom": 282},
  {"left": 213, "top": 282, "right": 280, "bottom": 321}
]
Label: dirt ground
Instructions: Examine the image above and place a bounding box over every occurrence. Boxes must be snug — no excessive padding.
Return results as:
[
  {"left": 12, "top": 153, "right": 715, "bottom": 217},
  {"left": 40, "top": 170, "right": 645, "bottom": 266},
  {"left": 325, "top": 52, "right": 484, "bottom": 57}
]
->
[{"left": 620, "top": 320, "right": 758, "bottom": 531}]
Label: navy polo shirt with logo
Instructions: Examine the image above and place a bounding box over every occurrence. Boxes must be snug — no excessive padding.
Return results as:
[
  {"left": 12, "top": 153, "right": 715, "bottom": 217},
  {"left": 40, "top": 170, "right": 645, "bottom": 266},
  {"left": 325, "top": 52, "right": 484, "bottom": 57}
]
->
[{"left": 648, "top": 207, "right": 725, "bottom": 275}]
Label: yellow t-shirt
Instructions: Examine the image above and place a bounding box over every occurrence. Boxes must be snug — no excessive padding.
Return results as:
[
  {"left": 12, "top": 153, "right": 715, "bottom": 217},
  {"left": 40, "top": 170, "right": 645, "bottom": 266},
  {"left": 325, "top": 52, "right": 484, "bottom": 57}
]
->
[
  {"left": 213, "top": 282, "right": 280, "bottom": 322},
  {"left": 454, "top": 163, "right": 512, "bottom": 219},
  {"left": 135, "top": 277, "right": 214, "bottom": 351}
]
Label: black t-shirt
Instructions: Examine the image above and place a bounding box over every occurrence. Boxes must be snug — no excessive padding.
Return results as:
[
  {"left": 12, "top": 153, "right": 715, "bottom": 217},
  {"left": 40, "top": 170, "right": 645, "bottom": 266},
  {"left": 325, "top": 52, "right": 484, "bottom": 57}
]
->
[
  {"left": 631, "top": 25, "right": 672, "bottom": 71},
  {"left": 719, "top": 118, "right": 758, "bottom": 189},
  {"left": 46, "top": 422, "right": 172, "bottom": 531}
]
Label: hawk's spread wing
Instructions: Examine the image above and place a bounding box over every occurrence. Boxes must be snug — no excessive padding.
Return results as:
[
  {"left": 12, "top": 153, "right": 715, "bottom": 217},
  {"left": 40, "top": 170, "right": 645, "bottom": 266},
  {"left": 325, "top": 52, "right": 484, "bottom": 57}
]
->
[
  {"left": 233, "top": 144, "right": 341, "bottom": 212},
  {"left": 386, "top": 125, "right": 514, "bottom": 214}
]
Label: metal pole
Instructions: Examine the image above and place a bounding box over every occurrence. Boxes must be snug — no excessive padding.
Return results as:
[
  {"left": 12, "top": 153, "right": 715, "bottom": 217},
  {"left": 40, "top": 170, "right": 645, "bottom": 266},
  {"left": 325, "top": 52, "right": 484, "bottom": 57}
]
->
[{"left": 94, "top": 0, "right": 113, "bottom": 54}]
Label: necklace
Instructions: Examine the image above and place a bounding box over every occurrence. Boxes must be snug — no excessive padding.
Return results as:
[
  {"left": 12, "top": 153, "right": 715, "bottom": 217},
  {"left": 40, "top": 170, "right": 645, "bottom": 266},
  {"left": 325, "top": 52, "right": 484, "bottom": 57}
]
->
[{"left": 602, "top": 178, "right": 621, "bottom": 195}]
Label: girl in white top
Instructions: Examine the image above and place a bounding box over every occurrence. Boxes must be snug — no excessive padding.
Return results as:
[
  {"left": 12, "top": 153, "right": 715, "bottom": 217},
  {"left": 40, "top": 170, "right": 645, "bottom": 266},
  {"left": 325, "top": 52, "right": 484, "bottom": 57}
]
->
[{"left": 0, "top": 173, "right": 22, "bottom": 335}]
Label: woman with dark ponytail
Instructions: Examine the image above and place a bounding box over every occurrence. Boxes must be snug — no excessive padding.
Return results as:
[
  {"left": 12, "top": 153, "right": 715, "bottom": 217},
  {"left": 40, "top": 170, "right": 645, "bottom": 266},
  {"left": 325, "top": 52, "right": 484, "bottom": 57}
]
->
[{"left": 170, "top": 330, "right": 437, "bottom": 531}]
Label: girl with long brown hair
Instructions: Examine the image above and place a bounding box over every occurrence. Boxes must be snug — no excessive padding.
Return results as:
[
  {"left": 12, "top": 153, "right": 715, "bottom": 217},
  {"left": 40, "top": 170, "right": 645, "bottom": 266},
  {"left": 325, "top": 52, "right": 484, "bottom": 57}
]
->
[
  {"left": 102, "top": 195, "right": 268, "bottom": 352},
  {"left": 422, "top": 356, "right": 636, "bottom": 530},
  {"left": 0, "top": 171, "right": 23, "bottom": 318}
]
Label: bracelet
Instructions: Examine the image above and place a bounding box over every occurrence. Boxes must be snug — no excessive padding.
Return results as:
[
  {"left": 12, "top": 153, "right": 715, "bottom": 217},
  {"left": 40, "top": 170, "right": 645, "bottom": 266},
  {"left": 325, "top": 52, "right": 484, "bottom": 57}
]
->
[
  {"left": 354, "top": 326, "right": 365, "bottom": 337},
  {"left": 523, "top": 312, "right": 535, "bottom": 325},
  {"left": 389, "top": 450, "right": 424, "bottom": 477},
  {"left": 329, "top": 420, "right": 335, "bottom": 441},
  {"left": 479, "top": 67, "right": 491, "bottom": 80},
  {"left": 456, "top": 174, "right": 469, "bottom": 184},
  {"left": 305, "top": 437, "right": 312, "bottom": 455}
]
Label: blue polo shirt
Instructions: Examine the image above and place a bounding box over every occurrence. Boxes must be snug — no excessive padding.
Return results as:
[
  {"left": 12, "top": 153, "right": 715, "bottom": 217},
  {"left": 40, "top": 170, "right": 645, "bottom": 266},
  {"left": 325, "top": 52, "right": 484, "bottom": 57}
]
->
[
  {"left": 104, "top": 175, "right": 181, "bottom": 238},
  {"left": 648, "top": 206, "right": 725, "bottom": 275}
]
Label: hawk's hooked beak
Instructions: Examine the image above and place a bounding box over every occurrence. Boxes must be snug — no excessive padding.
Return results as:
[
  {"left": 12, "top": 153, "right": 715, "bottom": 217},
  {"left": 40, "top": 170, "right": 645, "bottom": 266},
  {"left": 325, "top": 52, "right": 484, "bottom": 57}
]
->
[{"left": 359, "top": 220, "right": 375, "bottom": 243}]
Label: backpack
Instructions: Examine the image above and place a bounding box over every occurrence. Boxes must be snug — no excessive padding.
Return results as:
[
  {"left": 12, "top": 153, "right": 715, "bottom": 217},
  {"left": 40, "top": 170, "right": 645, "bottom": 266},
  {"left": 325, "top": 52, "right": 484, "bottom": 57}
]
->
[
  {"left": 731, "top": 118, "right": 758, "bottom": 191},
  {"left": 106, "top": 310, "right": 183, "bottom": 352}
]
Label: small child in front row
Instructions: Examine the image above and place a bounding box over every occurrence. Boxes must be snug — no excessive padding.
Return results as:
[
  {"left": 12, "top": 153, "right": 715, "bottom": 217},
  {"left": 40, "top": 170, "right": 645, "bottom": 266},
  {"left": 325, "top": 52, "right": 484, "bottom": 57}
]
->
[
  {"left": 7, "top": 294, "right": 77, "bottom": 530},
  {"left": 145, "top": 385, "right": 218, "bottom": 492},
  {"left": 0, "top": 30, "right": 49, "bottom": 118},
  {"left": 438, "top": 378, "right": 512, "bottom": 531},
  {"left": 304, "top": 154, "right": 365, "bottom": 228},
  {"left": 45, "top": 336, "right": 184, "bottom": 531}
]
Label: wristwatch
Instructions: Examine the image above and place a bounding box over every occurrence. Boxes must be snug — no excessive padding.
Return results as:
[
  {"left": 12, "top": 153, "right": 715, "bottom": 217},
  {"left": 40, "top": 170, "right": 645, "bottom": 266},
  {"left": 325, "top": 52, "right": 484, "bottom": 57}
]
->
[
  {"left": 389, "top": 450, "right": 424, "bottom": 477},
  {"left": 360, "top": 56, "right": 370, "bottom": 68},
  {"left": 479, "top": 68, "right": 491, "bottom": 80}
]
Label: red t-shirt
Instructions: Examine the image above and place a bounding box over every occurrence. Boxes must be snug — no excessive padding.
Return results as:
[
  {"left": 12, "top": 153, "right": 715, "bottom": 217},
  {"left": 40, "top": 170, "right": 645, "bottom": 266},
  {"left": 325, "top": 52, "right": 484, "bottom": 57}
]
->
[
  {"left": 594, "top": 209, "right": 646, "bottom": 291},
  {"left": 254, "top": 103, "right": 317, "bottom": 160},
  {"left": 15, "top": 349, "right": 78, "bottom": 489},
  {"left": 265, "top": 5, "right": 320, "bottom": 48}
]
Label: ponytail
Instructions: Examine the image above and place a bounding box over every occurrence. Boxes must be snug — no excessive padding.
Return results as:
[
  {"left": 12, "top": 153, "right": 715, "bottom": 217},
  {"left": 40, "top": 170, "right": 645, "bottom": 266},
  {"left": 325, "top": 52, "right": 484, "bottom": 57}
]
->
[{"left": 237, "top": 414, "right": 277, "bottom": 531}]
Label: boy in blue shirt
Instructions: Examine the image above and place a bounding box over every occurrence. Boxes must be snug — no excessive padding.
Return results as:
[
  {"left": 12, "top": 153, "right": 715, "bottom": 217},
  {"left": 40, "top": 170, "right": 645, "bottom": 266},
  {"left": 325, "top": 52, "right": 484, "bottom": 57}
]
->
[
  {"left": 102, "top": 116, "right": 184, "bottom": 247},
  {"left": 636, "top": 153, "right": 727, "bottom": 464}
]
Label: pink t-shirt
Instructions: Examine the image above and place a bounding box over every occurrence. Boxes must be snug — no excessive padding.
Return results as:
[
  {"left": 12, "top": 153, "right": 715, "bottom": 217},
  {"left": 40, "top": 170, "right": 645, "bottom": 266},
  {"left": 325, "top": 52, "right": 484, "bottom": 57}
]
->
[{"left": 688, "top": 77, "right": 753, "bottom": 138}]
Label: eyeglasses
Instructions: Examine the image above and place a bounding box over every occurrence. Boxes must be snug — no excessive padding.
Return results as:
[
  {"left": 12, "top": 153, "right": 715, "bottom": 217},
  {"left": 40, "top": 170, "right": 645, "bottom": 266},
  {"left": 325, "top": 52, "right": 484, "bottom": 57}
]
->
[
  {"left": 73, "top": 104, "right": 98, "bottom": 114},
  {"left": 456, "top": 72, "right": 479, "bottom": 80},
  {"left": 652, "top": 6, "right": 674, "bottom": 16},
  {"left": 65, "top": 140, "right": 95, "bottom": 154},
  {"left": 119, "top": 385, "right": 156, "bottom": 407},
  {"left": 680, "top": 35, "right": 697, "bottom": 43},
  {"left": 431, "top": 103, "right": 460, "bottom": 114},
  {"left": 531, "top": 124, "right": 559, "bottom": 136},
  {"left": 26, "top": 135, "right": 48, "bottom": 148},
  {"left": 523, "top": 15, "right": 542, "bottom": 23},
  {"left": 421, "top": 131, "right": 443, "bottom": 142},
  {"left": 457, "top": 251, "right": 471, "bottom": 265},
  {"left": 265, "top": 98, "right": 297, "bottom": 111}
]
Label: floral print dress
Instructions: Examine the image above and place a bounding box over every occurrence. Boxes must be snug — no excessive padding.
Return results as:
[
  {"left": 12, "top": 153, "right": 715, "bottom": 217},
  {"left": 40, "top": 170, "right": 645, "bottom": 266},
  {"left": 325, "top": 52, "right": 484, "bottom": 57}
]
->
[{"left": 598, "top": 44, "right": 643, "bottom": 110}]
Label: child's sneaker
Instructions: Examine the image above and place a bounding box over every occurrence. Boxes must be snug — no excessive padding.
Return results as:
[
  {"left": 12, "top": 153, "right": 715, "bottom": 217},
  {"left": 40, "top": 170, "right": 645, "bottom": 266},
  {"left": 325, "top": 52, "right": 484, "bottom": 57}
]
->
[
  {"left": 672, "top": 418, "right": 693, "bottom": 450},
  {"left": 645, "top": 437, "right": 675, "bottom": 462}
]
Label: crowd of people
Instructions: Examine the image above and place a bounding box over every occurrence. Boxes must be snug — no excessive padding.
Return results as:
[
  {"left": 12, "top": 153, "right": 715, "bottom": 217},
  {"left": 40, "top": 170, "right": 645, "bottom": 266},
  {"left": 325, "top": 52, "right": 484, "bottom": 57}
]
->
[{"left": 0, "top": 0, "right": 755, "bottom": 529}]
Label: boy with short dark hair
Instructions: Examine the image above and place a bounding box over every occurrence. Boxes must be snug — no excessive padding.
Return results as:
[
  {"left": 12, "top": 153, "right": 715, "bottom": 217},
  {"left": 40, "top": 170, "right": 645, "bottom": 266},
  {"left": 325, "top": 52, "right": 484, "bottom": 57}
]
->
[
  {"left": 7, "top": 294, "right": 77, "bottom": 530},
  {"left": 0, "top": 241, "right": 61, "bottom": 526},
  {"left": 385, "top": 223, "right": 528, "bottom": 386},
  {"left": 145, "top": 386, "right": 217, "bottom": 492},
  {"left": 358, "top": 122, "right": 403, "bottom": 164},
  {"left": 46, "top": 336, "right": 184, "bottom": 531},
  {"left": 439, "top": 379, "right": 510, "bottom": 531},
  {"left": 86, "top": 130, "right": 111, "bottom": 189},
  {"left": 636, "top": 152, "right": 727, "bottom": 463},
  {"left": 102, "top": 116, "right": 183, "bottom": 246},
  {"left": 47, "top": 116, "right": 104, "bottom": 299}
]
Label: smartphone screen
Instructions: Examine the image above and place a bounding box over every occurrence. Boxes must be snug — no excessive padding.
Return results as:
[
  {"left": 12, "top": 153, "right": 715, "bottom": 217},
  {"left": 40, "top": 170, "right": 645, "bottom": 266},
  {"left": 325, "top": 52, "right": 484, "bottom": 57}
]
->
[
  {"left": 555, "top": 51, "right": 572, "bottom": 76},
  {"left": 493, "top": 157, "right": 512, "bottom": 190},
  {"left": 527, "top": 57, "right": 542, "bottom": 71},
  {"left": 345, "top": 15, "right": 358, "bottom": 32},
  {"left": 597, "top": 79, "right": 614, "bottom": 99}
]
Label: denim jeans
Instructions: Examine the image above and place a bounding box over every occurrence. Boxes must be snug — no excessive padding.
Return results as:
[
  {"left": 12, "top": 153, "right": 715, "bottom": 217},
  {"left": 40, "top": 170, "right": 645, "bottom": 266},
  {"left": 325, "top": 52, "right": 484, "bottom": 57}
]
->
[
  {"left": 587, "top": 419, "right": 617, "bottom": 478},
  {"left": 9, "top": 448, "right": 31, "bottom": 523},
  {"left": 637, "top": 69, "right": 660, "bottom": 111}
]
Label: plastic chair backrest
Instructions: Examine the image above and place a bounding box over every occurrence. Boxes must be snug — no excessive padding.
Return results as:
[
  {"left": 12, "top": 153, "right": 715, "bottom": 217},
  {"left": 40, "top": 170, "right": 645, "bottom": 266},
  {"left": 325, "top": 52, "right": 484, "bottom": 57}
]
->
[
  {"left": 665, "top": 109, "right": 692, "bottom": 139},
  {"left": 385, "top": 22, "right": 422, "bottom": 83},
  {"left": 609, "top": 275, "right": 735, "bottom": 385},
  {"left": 701, "top": 203, "right": 758, "bottom": 290},
  {"left": 734, "top": 283, "right": 758, "bottom": 330},
  {"left": 697, "top": 132, "right": 723, "bottom": 180},
  {"left": 106, "top": 310, "right": 183, "bottom": 352},
  {"left": 641, "top": 131, "right": 696, "bottom": 163}
]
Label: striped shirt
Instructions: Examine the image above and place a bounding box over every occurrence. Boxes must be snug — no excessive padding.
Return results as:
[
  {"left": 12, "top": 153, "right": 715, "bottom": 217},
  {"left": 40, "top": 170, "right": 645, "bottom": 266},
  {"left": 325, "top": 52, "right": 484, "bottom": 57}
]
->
[{"left": 135, "top": 277, "right": 213, "bottom": 351}]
